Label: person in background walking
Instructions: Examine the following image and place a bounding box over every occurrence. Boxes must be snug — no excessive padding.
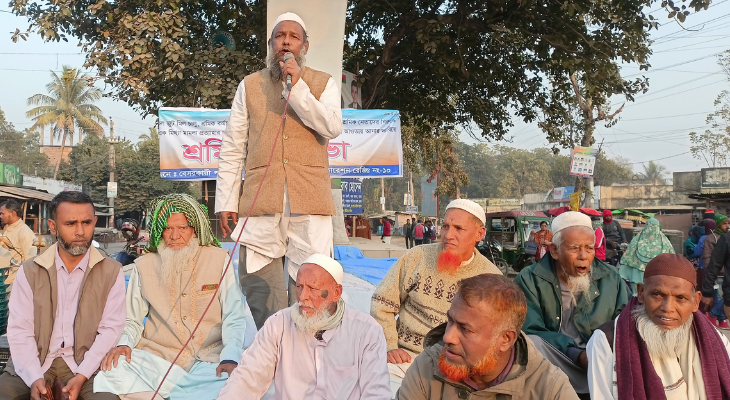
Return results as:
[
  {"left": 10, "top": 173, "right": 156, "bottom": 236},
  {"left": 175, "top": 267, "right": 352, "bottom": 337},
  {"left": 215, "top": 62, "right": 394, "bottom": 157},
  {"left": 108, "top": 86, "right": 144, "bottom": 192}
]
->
[
  {"left": 381, "top": 217, "right": 392, "bottom": 244},
  {"left": 702, "top": 214, "right": 730, "bottom": 329},
  {"left": 423, "top": 220, "right": 433, "bottom": 245},
  {"left": 414, "top": 219, "right": 424, "bottom": 246},
  {"left": 403, "top": 218, "right": 413, "bottom": 249}
]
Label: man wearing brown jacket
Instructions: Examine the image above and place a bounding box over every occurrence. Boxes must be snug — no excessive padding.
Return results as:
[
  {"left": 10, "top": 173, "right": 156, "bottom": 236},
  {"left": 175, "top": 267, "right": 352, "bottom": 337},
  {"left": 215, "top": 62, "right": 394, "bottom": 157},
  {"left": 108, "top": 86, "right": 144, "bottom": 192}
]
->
[
  {"left": 216, "top": 12, "right": 343, "bottom": 329},
  {"left": 396, "top": 274, "right": 578, "bottom": 400},
  {"left": 0, "top": 191, "right": 126, "bottom": 400}
]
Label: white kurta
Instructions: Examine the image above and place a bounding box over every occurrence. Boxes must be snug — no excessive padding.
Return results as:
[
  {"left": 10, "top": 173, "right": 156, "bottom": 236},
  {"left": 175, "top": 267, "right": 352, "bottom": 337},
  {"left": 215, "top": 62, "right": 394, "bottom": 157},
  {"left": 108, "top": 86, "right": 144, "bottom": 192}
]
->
[
  {"left": 93, "top": 255, "right": 247, "bottom": 400},
  {"left": 215, "top": 75, "right": 342, "bottom": 278},
  {"left": 217, "top": 305, "right": 391, "bottom": 400},
  {"left": 587, "top": 319, "right": 730, "bottom": 400}
]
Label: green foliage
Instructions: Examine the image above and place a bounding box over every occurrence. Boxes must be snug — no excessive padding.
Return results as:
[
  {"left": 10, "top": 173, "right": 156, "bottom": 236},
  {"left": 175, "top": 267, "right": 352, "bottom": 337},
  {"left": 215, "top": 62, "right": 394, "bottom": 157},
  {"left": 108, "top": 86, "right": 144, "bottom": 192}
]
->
[
  {"left": 0, "top": 107, "right": 53, "bottom": 177},
  {"left": 638, "top": 161, "right": 669, "bottom": 185},
  {"left": 57, "top": 130, "right": 193, "bottom": 212},
  {"left": 26, "top": 66, "right": 108, "bottom": 178},
  {"left": 116, "top": 128, "right": 195, "bottom": 212},
  {"left": 9, "top": 0, "right": 711, "bottom": 143},
  {"left": 690, "top": 87, "right": 730, "bottom": 168}
]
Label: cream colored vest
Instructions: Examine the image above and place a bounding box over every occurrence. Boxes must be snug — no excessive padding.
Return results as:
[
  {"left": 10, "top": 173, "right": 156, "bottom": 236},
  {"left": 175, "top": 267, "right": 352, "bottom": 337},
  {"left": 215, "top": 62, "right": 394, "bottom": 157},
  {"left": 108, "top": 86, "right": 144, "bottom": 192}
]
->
[
  {"left": 238, "top": 67, "right": 336, "bottom": 216},
  {"left": 134, "top": 246, "right": 228, "bottom": 371}
]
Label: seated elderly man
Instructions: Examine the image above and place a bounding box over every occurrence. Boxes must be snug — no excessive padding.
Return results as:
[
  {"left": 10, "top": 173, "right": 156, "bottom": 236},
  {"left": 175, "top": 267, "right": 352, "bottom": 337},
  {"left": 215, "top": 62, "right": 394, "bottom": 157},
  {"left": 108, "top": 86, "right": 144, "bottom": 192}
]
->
[
  {"left": 587, "top": 253, "right": 730, "bottom": 399},
  {"left": 514, "top": 211, "right": 630, "bottom": 395},
  {"left": 218, "top": 254, "right": 391, "bottom": 400},
  {"left": 94, "top": 194, "right": 246, "bottom": 400},
  {"left": 371, "top": 199, "right": 501, "bottom": 396},
  {"left": 396, "top": 274, "right": 579, "bottom": 399}
]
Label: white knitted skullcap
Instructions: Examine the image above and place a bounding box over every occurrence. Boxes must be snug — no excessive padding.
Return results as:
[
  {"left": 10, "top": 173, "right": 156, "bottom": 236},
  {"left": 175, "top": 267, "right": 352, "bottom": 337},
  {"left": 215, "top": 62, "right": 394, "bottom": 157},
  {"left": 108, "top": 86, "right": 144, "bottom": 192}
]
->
[
  {"left": 445, "top": 199, "right": 486, "bottom": 225},
  {"left": 551, "top": 211, "right": 593, "bottom": 235},
  {"left": 302, "top": 253, "right": 343, "bottom": 284},
  {"left": 273, "top": 12, "right": 306, "bottom": 32}
]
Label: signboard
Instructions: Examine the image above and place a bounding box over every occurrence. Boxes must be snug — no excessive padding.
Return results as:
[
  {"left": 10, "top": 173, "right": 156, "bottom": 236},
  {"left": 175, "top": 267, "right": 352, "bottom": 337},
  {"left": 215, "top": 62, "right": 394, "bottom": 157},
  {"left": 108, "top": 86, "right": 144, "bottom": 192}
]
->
[
  {"left": 570, "top": 146, "right": 598, "bottom": 178},
  {"left": 488, "top": 198, "right": 521, "bottom": 206},
  {"left": 0, "top": 163, "right": 22, "bottom": 186},
  {"left": 421, "top": 176, "right": 438, "bottom": 217},
  {"left": 158, "top": 108, "right": 227, "bottom": 180},
  {"left": 22, "top": 175, "right": 82, "bottom": 194},
  {"left": 332, "top": 109, "right": 403, "bottom": 178},
  {"left": 405, "top": 205, "right": 419, "bottom": 214},
  {"left": 701, "top": 168, "right": 730, "bottom": 190},
  {"left": 553, "top": 186, "right": 575, "bottom": 203},
  {"left": 158, "top": 108, "right": 403, "bottom": 180},
  {"left": 341, "top": 178, "right": 363, "bottom": 215},
  {"left": 107, "top": 182, "right": 118, "bottom": 198},
  {"left": 341, "top": 70, "right": 362, "bottom": 109}
]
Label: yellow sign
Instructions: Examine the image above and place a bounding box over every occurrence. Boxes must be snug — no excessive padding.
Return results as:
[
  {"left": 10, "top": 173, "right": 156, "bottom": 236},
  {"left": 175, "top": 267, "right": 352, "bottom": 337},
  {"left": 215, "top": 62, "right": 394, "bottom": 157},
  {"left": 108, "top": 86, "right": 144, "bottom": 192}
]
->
[{"left": 569, "top": 192, "right": 582, "bottom": 211}]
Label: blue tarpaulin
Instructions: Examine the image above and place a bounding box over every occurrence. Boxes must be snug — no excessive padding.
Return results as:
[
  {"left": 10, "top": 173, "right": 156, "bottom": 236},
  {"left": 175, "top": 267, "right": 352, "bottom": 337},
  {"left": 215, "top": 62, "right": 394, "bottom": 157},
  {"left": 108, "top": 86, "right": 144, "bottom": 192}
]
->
[{"left": 334, "top": 245, "right": 397, "bottom": 286}]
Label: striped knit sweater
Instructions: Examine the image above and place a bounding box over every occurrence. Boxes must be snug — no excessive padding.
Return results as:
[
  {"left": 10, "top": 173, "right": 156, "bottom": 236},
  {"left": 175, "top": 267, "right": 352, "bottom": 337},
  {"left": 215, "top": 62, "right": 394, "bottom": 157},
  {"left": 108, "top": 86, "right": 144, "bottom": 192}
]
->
[{"left": 370, "top": 243, "right": 501, "bottom": 354}]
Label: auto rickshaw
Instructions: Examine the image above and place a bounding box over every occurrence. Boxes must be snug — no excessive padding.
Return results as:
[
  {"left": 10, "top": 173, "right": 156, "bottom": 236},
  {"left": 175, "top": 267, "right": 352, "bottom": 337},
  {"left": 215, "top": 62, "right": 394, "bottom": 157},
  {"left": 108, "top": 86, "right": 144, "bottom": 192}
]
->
[{"left": 482, "top": 211, "right": 552, "bottom": 274}]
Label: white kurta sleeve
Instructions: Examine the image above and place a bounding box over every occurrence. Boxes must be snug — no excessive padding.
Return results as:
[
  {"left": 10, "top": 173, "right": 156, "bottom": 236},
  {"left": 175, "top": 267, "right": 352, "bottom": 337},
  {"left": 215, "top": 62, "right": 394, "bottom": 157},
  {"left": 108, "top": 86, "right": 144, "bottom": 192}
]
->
[
  {"left": 219, "top": 255, "right": 247, "bottom": 363},
  {"left": 286, "top": 76, "right": 343, "bottom": 140},
  {"left": 217, "top": 312, "right": 283, "bottom": 400},
  {"left": 586, "top": 329, "right": 615, "bottom": 400},
  {"left": 215, "top": 80, "right": 249, "bottom": 214},
  {"left": 117, "top": 264, "right": 149, "bottom": 348}
]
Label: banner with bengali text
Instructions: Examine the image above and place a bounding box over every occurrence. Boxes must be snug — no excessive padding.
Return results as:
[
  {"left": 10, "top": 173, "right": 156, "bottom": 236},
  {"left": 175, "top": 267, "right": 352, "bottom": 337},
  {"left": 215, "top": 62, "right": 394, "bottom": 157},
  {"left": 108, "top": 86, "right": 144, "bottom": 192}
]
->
[
  {"left": 341, "top": 178, "right": 363, "bottom": 215},
  {"left": 158, "top": 107, "right": 403, "bottom": 180}
]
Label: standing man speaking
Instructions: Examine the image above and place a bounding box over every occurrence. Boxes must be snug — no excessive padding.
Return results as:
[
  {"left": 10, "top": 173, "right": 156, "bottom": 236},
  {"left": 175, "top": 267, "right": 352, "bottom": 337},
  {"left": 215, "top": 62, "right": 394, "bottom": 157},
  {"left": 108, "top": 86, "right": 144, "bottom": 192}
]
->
[{"left": 216, "top": 12, "right": 343, "bottom": 329}]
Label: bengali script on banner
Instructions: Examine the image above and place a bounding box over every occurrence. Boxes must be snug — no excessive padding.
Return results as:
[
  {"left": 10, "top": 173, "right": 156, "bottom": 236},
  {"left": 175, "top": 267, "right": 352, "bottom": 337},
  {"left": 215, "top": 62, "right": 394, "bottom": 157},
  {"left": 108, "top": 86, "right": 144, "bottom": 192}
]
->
[
  {"left": 158, "top": 107, "right": 228, "bottom": 180},
  {"left": 158, "top": 107, "right": 403, "bottom": 180}
]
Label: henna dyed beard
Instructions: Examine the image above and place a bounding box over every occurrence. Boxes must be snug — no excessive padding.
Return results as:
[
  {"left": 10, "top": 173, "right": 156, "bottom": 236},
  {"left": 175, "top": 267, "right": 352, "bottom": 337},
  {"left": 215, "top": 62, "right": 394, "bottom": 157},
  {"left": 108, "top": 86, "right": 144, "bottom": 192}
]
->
[
  {"left": 438, "top": 343, "right": 501, "bottom": 383},
  {"left": 437, "top": 250, "right": 461, "bottom": 275}
]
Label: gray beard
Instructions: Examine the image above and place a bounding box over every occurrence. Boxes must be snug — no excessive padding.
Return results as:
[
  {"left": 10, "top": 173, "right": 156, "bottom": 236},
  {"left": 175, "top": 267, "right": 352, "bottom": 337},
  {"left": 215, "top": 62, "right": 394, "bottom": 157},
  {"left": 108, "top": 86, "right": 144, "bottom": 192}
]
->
[
  {"left": 57, "top": 234, "right": 92, "bottom": 256},
  {"left": 266, "top": 48, "right": 307, "bottom": 82},
  {"left": 562, "top": 266, "right": 593, "bottom": 306},
  {"left": 290, "top": 301, "right": 333, "bottom": 335},
  {"left": 157, "top": 237, "right": 199, "bottom": 286},
  {"left": 633, "top": 304, "right": 692, "bottom": 360}
]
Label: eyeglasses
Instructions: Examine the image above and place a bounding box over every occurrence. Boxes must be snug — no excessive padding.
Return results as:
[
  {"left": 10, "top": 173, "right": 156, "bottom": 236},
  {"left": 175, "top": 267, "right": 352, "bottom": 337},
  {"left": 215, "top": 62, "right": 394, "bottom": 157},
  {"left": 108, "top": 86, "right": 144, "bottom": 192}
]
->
[{"left": 562, "top": 244, "right": 595, "bottom": 253}]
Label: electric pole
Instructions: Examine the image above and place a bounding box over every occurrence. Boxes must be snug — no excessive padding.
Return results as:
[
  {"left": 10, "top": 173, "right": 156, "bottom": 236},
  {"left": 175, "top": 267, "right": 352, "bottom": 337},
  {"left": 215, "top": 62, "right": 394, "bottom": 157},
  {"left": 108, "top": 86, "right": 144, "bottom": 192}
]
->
[{"left": 108, "top": 118, "right": 118, "bottom": 228}]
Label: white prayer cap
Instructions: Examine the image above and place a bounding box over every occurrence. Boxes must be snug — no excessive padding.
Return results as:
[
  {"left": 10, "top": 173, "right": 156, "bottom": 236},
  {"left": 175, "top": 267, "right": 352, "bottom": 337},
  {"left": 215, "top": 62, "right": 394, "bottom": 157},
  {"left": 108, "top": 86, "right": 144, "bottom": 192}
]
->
[
  {"left": 273, "top": 12, "right": 307, "bottom": 33},
  {"left": 302, "top": 253, "right": 343, "bottom": 284},
  {"left": 551, "top": 211, "right": 593, "bottom": 235},
  {"left": 445, "top": 199, "right": 486, "bottom": 225}
]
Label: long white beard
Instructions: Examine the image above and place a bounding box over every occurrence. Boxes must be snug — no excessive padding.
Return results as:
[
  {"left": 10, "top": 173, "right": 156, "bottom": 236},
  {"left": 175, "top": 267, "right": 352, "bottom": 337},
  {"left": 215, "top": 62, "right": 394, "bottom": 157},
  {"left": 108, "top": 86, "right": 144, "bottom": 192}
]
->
[
  {"left": 157, "top": 238, "right": 200, "bottom": 286},
  {"left": 290, "top": 301, "right": 334, "bottom": 335},
  {"left": 563, "top": 267, "right": 592, "bottom": 306},
  {"left": 633, "top": 304, "right": 692, "bottom": 360},
  {"left": 266, "top": 47, "right": 307, "bottom": 82}
]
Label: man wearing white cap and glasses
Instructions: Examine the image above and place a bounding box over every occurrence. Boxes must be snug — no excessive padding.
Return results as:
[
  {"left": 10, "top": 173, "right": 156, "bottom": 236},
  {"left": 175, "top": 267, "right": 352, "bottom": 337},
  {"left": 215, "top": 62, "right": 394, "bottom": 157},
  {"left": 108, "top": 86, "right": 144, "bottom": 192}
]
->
[
  {"left": 216, "top": 12, "right": 343, "bottom": 329},
  {"left": 217, "top": 253, "right": 391, "bottom": 400},
  {"left": 370, "top": 198, "right": 501, "bottom": 396},
  {"left": 514, "top": 211, "right": 631, "bottom": 396}
]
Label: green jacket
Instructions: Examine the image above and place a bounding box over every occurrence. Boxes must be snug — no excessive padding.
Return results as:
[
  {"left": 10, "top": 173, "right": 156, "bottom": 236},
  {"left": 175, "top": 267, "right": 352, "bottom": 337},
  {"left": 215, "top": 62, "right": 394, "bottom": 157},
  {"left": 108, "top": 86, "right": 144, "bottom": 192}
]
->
[{"left": 513, "top": 256, "right": 630, "bottom": 357}]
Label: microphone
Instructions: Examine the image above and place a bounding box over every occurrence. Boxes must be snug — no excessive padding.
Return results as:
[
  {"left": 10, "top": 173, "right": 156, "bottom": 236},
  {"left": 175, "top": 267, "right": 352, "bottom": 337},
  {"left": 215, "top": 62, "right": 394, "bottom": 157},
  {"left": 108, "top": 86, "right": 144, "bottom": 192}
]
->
[{"left": 283, "top": 52, "right": 295, "bottom": 90}]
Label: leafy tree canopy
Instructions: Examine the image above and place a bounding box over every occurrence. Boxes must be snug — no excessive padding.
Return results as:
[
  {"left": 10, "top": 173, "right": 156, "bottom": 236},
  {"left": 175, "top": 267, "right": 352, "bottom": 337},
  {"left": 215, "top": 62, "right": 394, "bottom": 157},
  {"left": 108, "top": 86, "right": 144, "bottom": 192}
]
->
[
  {"left": 0, "top": 107, "right": 53, "bottom": 177},
  {"left": 9, "top": 0, "right": 711, "bottom": 147}
]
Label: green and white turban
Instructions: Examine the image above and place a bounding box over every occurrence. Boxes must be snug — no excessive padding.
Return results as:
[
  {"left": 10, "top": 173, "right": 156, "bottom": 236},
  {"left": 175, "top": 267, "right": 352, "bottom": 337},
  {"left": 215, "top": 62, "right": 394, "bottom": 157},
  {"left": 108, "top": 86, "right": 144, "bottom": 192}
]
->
[{"left": 146, "top": 193, "right": 221, "bottom": 252}]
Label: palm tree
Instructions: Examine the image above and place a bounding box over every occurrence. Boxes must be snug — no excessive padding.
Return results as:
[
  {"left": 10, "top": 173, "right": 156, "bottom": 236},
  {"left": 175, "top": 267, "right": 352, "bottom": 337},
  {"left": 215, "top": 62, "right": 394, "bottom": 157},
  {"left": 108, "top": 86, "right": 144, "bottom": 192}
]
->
[
  {"left": 27, "top": 66, "right": 107, "bottom": 178},
  {"left": 639, "top": 161, "right": 669, "bottom": 185}
]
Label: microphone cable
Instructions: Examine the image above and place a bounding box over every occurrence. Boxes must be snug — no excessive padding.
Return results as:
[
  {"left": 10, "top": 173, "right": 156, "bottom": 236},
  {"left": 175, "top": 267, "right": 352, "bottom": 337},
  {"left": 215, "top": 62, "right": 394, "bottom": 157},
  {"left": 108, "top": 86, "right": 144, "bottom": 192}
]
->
[{"left": 151, "top": 85, "right": 293, "bottom": 399}]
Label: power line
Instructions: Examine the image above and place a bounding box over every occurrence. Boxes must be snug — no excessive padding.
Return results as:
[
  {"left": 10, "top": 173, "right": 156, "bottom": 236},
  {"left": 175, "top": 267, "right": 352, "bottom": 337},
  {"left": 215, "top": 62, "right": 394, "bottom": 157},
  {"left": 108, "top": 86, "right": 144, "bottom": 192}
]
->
[
  {"left": 619, "top": 110, "right": 713, "bottom": 121},
  {"left": 625, "top": 151, "right": 692, "bottom": 164}
]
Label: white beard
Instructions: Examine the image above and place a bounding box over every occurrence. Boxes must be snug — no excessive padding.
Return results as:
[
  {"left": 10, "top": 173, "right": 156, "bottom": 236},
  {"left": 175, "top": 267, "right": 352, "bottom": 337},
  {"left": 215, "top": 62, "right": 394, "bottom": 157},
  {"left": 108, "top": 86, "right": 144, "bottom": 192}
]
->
[
  {"left": 157, "top": 238, "right": 200, "bottom": 286},
  {"left": 633, "top": 304, "right": 692, "bottom": 360},
  {"left": 563, "top": 267, "right": 592, "bottom": 306},
  {"left": 290, "top": 301, "right": 334, "bottom": 335}
]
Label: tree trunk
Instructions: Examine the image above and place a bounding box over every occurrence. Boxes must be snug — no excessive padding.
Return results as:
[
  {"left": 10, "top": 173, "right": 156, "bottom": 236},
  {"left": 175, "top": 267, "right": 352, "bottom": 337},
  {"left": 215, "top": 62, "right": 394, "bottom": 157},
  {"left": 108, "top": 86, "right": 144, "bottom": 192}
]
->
[
  {"left": 53, "top": 128, "right": 68, "bottom": 179},
  {"left": 78, "top": 128, "right": 82, "bottom": 145}
]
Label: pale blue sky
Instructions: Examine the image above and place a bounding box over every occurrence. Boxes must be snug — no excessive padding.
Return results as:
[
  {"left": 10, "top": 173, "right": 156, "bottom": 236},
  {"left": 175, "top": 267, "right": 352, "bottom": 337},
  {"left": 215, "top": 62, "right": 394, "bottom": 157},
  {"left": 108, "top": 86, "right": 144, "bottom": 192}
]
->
[{"left": 1, "top": 3, "right": 730, "bottom": 174}]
